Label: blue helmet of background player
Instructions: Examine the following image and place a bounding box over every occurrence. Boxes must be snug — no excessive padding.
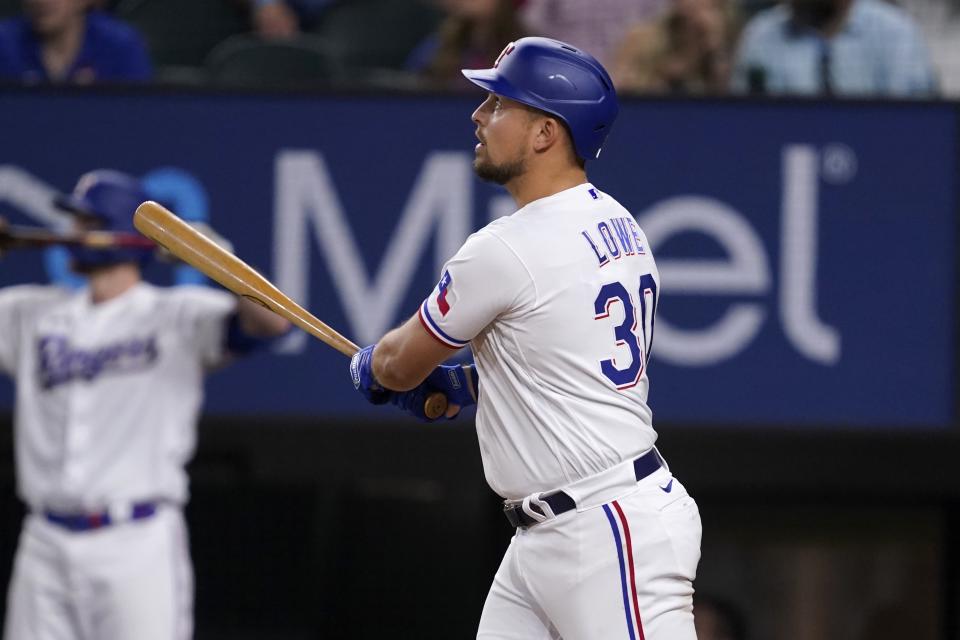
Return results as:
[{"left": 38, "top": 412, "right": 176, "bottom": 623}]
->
[
  {"left": 55, "top": 169, "right": 153, "bottom": 270},
  {"left": 461, "top": 37, "right": 619, "bottom": 161}
]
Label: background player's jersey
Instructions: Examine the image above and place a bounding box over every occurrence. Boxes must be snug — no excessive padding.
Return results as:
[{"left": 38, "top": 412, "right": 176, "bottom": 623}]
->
[
  {"left": 420, "top": 183, "right": 660, "bottom": 498},
  {"left": 0, "top": 282, "right": 235, "bottom": 512}
]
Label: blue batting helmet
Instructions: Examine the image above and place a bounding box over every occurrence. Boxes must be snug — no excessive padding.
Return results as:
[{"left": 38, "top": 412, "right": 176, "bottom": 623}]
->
[
  {"left": 55, "top": 170, "right": 152, "bottom": 269},
  {"left": 461, "top": 37, "right": 619, "bottom": 161}
]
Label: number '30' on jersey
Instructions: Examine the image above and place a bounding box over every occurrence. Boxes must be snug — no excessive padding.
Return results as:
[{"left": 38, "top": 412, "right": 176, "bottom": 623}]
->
[{"left": 419, "top": 183, "right": 661, "bottom": 499}]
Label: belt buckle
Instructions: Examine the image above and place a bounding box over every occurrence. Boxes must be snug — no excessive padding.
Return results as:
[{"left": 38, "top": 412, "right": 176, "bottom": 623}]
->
[
  {"left": 503, "top": 502, "right": 525, "bottom": 528},
  {"left": 502, "top": 497, "right": 551, "bottom": 529}
]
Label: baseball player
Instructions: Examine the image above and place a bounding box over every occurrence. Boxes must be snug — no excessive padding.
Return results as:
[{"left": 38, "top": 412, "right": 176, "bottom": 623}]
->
[
  {"left": 351, "top": 37, "right": 702, "bottom": 639},
  {"left": 0, "top": 170, "right": 290, "bottom": 640}
]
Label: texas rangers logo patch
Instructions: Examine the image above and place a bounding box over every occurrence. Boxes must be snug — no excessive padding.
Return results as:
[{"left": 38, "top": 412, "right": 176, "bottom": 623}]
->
[{"left": 436, "top": 270, "right": 453, "bottom": 316}]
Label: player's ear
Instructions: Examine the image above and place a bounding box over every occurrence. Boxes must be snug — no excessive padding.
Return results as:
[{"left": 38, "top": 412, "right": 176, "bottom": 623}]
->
[{"left": 531, "top": 115, "right": 562, "bottom": 154}]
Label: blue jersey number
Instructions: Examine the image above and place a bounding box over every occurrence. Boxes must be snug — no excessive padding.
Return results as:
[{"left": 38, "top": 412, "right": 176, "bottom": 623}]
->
[{"left": 593, "top": 274, "right": 657, "bottom": 390}]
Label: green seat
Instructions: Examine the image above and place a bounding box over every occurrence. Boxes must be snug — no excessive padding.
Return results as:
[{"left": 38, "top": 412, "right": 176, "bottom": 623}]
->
[
  {"left": 206, "top": 35, "right": 338, "bottom": 88},
  {"left": 313, "top": 0, "right": 441, "bottom": 72},
  {"left": 114, "top": 0, "right": 248, "bottom": 68}
]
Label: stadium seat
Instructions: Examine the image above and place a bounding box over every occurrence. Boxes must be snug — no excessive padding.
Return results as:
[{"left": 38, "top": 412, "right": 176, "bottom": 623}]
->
[
  {"left": 0, "top": 0, "right": 19, "bottom": 20},
  {"left": 152, "top": 65, "right": 209, "bottom": 87},
  {"left": 114, "top": 0, "right": 249, "bottom": 68},
  {"left": 312, "top": 0, "right": 442, "bottom": 72},
  {"left": 205, "top": 35, "right": 339, "bottom": 88}
]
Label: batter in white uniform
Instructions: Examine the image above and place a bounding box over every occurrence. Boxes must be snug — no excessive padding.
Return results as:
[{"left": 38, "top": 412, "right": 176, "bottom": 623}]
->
[
  {"left": 351, "top": 38, "right": 702, "bottom": 639},
  {"left": 0, "top": 170, "right": 290, "bottom": 640}
]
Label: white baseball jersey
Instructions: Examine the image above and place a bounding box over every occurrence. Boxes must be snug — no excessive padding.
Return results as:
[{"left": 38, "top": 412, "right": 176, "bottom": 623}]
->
[
  {"left": 419, "top": 183, "right": 660, "bottom": 499},
  {"left": 0, "top": 282, "right": 235, "bottom": 513}
]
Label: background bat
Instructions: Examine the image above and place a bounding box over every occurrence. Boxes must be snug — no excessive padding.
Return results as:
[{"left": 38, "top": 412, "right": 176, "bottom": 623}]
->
[
  {"left": 132, "top": 200, "right": 449, "bottom": 420},
  {"left": 0, "top": 222, "right": 156, "bottom": 252}
]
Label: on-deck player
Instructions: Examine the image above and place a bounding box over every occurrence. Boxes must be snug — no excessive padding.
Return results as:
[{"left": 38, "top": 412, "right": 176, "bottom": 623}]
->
[
  {"left": 350, "top": 37, "right": 702, "bottom": 639},
  {"left": 0, "top": 170, "right": 290, "bottom": 640}
]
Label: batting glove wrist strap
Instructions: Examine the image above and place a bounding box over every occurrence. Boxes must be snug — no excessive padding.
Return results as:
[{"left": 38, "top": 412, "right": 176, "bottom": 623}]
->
[
  {"left": 350, "top": 344, "right": 392, "bottom": 405},
  {"left": 390, "top": 362, "right": 479, "bottom": 422},
  {"left": 427, "top": 363, "right": 478, "bottom": 409},
  {"left": 390, "top": 384, "right": 434, "bottom": 421}
]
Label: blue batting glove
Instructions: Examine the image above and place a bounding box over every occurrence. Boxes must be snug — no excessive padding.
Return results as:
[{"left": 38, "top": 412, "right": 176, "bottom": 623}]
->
[
  {"left": 390, "top": 383, "right": 434, "bottom": 421},
  {"left": 390, "top": 363, "right": 479, "bottom": 422},
  {"left": 350, "top": 344, "right": 392, "bottom": 405},
  {"left": 426, "top": 363, "right": 478, "bottom": 409}
]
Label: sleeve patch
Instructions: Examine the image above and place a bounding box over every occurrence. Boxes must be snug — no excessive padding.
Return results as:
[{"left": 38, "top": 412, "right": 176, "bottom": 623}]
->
[{"left": 436, "top": 270, "right": 453, "bottom": 316}]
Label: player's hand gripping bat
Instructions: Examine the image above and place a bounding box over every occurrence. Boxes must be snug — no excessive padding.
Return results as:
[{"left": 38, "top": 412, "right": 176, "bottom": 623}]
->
[
  {"left": 132, "top": 201, "right": 449, "bottom": 420},
  {"left": 0, "top": 219, "right": 155, "bottom": 254}
]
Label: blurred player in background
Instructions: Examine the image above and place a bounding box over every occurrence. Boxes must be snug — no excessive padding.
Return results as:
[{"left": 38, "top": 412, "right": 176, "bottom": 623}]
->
[
  {"left": 0, "top": 169, "right": 289, "bottom": 640},
  {"left": 351, "top": 37, "right": 702, "bottom": 639}
]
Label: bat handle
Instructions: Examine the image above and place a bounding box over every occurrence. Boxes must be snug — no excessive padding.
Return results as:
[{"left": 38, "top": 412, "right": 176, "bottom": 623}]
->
[{"left": 424, "top": 391, "right": 448, "bottom": 420}]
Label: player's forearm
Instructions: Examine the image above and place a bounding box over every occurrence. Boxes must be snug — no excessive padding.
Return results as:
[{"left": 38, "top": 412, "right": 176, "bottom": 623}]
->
[
  {"left": 373, "top": 315, "right": 449, "bottom": 391},
  {"left": 372, "top": 336, "right": 426, "bottom": 391},
  {"left": 235, "top": 296, "right": 291, "bottom": 337}
]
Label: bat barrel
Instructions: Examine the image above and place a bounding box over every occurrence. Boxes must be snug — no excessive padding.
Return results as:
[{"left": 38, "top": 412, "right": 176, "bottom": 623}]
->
[
  {"left": 133, "top": 201, "right": 358, "bottom": 357},
  {"left": 132, "top": 200, "right": 446, "bottom": 420}
]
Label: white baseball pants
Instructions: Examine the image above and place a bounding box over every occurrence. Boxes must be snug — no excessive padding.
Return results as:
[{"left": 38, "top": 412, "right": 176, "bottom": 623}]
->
[
  {"left": 3, "top": 505, "right": 193, "bottom": 640},
  {"left": 478, "top": 464, "right": 701, "bottom": 640}
]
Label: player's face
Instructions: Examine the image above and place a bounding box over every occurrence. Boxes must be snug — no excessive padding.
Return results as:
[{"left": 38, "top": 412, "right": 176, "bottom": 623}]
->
[{"left": 471, "top": 93, "right": 534, "bottom": 185}]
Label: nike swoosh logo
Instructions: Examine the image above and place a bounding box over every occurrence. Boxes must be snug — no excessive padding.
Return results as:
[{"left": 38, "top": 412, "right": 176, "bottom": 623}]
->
[{"left": 659, "top": 479, "right": 674, "bottom": 493}]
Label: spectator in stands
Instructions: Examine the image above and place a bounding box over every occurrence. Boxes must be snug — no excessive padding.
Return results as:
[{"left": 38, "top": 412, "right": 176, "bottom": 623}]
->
[
  {"left": 519, "top": 0, "right": 668, "bottom": 68},
  {"left": 730, "top": 0, "right": 936, "bottom": 96},
  {"left": 896, "top": 0, "right": 960, "bottom": 96},
  {"left": 245, "top": 0, "right": 332, "bottom": 38},
  {"left": 406, "top": 0, "right": 525, "bottom": 90},
  {"left": 612, "top": 0, "right": 738, "bottom": 94},
  {"left": 0, "top": 0, "right": 151, "bottom": 83}
]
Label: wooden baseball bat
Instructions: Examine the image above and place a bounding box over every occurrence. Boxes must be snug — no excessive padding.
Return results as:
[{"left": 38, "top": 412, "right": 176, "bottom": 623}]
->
[
  {"left": 133, "top": 201, "right": 449, "bottom": 420},
  {"left": 0, "top": 224, "right": 156, "bottom": 250}
]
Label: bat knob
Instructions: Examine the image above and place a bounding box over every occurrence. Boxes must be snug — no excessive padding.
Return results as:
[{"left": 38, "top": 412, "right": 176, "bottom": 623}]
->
[{"left": 424, "top": 392, "right": 448, "bottom": 420}]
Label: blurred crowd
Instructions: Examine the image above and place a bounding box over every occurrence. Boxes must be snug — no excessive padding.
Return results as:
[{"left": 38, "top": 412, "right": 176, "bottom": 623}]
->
[{"left": 0, "top": 0, "right": 958, "bottom": 97}]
